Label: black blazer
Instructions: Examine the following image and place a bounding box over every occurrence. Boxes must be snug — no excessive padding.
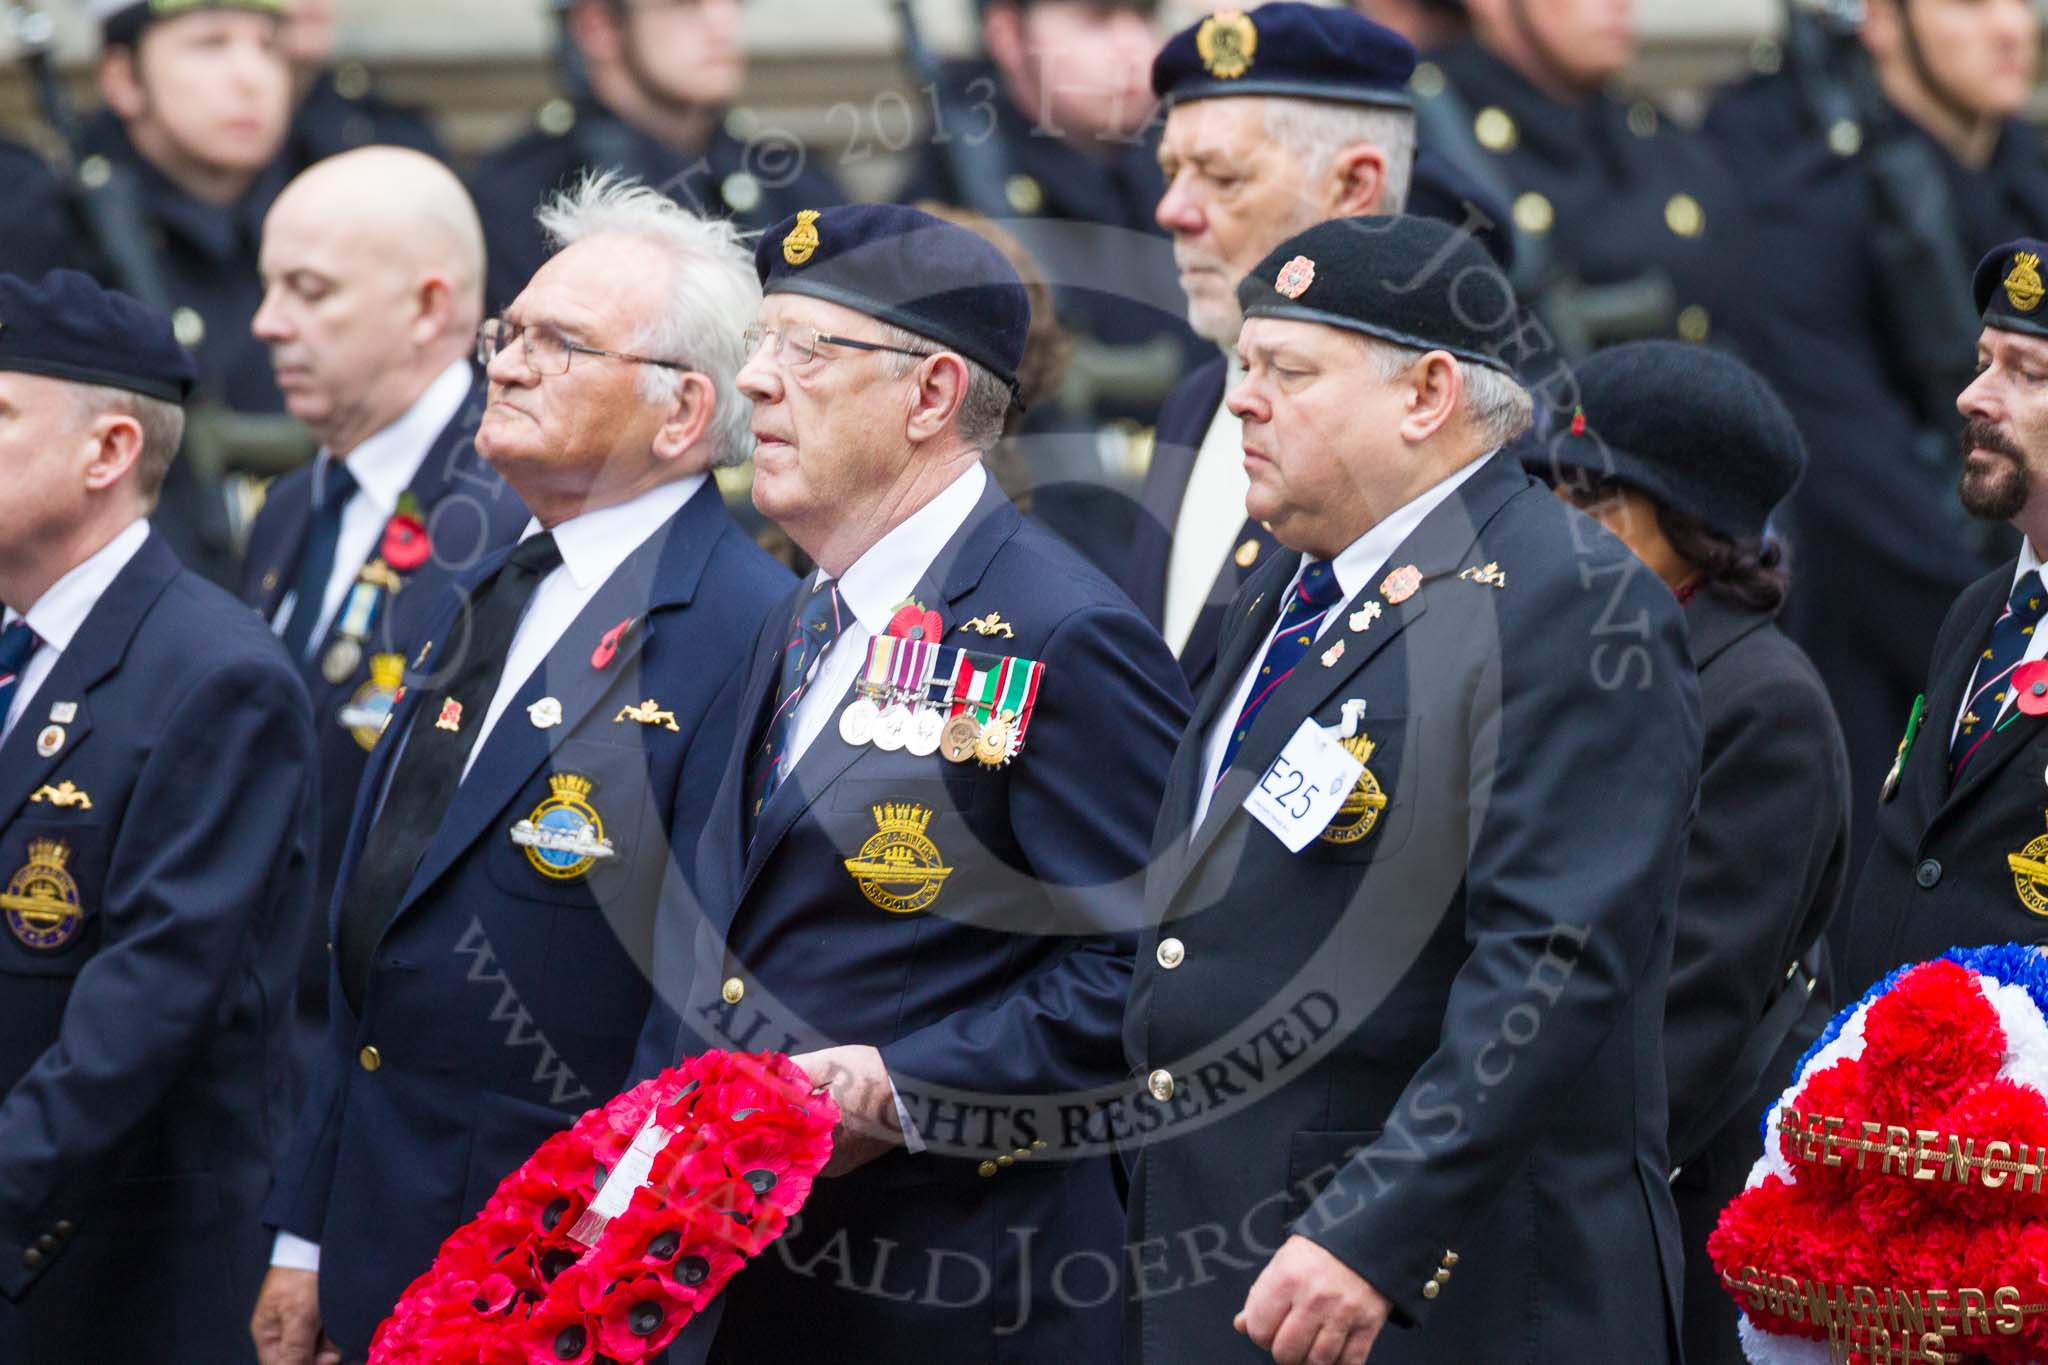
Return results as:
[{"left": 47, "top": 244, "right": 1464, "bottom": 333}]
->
[
  {"left": 1123, "top": 456, "right": 1702, "bottom": 1364},
  {"left": 0, "top": 532, "right": 317, "bottom": 1363},
  {"left": 1845, "top": 561, "right": 2048, "bottom": 995},
  {"left": 1664, "top": 590, "right": 1850, "bottom": 1365}
]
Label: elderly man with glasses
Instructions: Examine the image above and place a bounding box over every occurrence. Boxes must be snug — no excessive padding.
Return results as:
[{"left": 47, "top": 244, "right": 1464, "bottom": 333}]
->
[
  {"left": 636, "top": 202, "right": 1189, "bottom": 1363},
  {"left": 249, "top": 174, "right": 792, "bottom": 1365}
]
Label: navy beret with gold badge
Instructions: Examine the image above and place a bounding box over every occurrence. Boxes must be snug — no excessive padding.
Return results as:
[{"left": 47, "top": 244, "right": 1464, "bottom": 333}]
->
[
  {"left": 1151, "top": 2, "right": 1415, "bottom": 111},
  {"left": 0, "top": 270, "right": 198, "bottom": 403},
  {"left": 1975, "top": 238, "right": 2048, "bottom": 341},
  {"left": 756, "top": 203, "right": 1030, "bottom": 397},
  {"left": 1237, "top": 214, "right": 1517, "bottom": 375}
]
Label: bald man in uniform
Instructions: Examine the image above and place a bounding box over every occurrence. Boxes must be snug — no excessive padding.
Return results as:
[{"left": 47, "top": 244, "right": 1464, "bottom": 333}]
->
[{"left": 240, "top": 146, "right": 528, "bottom": 1074}]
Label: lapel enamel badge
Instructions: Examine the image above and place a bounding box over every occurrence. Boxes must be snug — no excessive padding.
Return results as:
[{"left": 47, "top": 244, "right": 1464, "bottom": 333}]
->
[
  {"left": 435, "top": 698, "right": 464, "bottom": 732},
  {"left": 47, "top": 702, "right": 75, "bottom": 724},
  {"left": 338, "top": 653, "right": 406, "bottom": 753},
  {"left": 1380, "top": 564, "right": 1422, "bottom": 605},
  {"left": 962, "top": 612, "right": 1016, "bottom": 639},
  {"left": 1350, "top": 603, "right": 1383, "bottom": 633},
  {"left": 1456, "top": 561, "right": 1508, "bottom": 589},
  {"left": 1321, "top": 640, "right": 1346, "bottom": 668},
  {"left": 2, "top": 838, "right": 83, "bottom": 951},
  {"left": 28, "top": 781, "right": 91, "bottom": 810},
  {"left": 615, "top": 699, "right": 681, "bottom": 732},
  {"left": 509, "top": 773, "right": 617, "bottom": 880},
  {"left": 592, "top": 617, "right": 638, "bottom": 671},
  {"left": 528, "top": 697, "right": 564, "bottom": 730},
  {"left": 842, "top": 803, "right": 953, "bottom": 914},
  {"left": 34, "top": 725, "right": 63, "bottom": 758}
]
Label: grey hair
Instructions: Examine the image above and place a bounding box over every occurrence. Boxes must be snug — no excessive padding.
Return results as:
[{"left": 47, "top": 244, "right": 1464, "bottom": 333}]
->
[
  {"left": 1359, "top": 337, "right": 1533, "bottom": 450},
  {"left": 71, "top": 382, "right": 186, "bottom": 505},
  {"left": 1261, "top": 97, "right": 1415, "bottom": 214},
  {"left": 535, "top": 171, "right": 762, "bottom": 468},
  {"left": 871, "top": 321, "right": 1013, "bottom": 453}
]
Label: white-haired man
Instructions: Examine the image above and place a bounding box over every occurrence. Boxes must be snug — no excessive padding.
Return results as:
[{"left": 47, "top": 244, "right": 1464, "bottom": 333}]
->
[
  {"left": 249, "top": 175, "right": 793, "bottom": 1365},
  {"left": 1127, "top": 2, "right": 1427, "bottom": 696},
  {"left": 241, "top": 146, "right": 530, "bottom": 1073}
]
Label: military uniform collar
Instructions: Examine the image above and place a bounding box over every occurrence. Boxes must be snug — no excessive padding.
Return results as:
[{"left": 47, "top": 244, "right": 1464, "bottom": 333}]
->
[{"left": 824, "top": 463, "right": 989, "bottom": 634}]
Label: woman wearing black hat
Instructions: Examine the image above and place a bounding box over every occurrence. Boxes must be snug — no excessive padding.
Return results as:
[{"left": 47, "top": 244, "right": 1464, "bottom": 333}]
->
[{"left": 1544, "top": 339, "right": 1852, "bottom": 1365}]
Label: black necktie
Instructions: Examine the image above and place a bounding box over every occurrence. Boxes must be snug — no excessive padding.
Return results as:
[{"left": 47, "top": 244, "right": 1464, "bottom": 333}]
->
[
  {"left": 279, "top": 459, "right": 359, "bottom": 660},
  {"left": 334, "top": 532, "right": 563, "bottom": 1012}
]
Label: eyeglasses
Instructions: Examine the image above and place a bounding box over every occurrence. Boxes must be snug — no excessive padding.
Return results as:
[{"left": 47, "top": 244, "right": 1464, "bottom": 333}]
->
[
  {"left": 477, "top": 318, "right": 689, "bottom": 377},
  {"left": 741, "top": 325, "right": 936, "bottom": 367}
]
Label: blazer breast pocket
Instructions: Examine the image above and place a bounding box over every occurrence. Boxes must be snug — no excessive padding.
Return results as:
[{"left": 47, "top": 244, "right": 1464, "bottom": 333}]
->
[
  {"left": 484, "top": 742, "right": 658, "bottom": 908},
  {"left": 826, "top": 773, "right": 1003, "bottom": 917},
  {"left": 0, "top": 817, "right": 114, "bottom": 977}
]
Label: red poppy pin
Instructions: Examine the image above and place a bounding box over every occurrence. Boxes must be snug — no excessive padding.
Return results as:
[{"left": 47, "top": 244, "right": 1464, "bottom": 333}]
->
[
  {"left": 885, "top": 599, "right": 943, "bottom": 643},
  {"left": 380, "top": 493, "right": 431, "bottom": 573},
  {"left": 1569, "top": 406, "right": 1587, "bottom": 438},
  {"left": 592, "top": 616, "right": 638, "bottom": 671},
  {"left": 2016, "top": 660, "right": 2048, "bottom": 715}
]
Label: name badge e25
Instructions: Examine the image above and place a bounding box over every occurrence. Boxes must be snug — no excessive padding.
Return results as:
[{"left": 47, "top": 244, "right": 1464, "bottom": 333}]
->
[{"left": 1244, "top": 719, "right": 1366, "bottom": 853}]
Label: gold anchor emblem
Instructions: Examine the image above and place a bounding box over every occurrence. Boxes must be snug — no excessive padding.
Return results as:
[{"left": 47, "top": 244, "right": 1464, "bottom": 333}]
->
[
  {"left": 2008, "top": 813, "right": 2048, "bottom": 916},
  {"left": 2007, "top": 251, "right": 2046, "bottom": 313},
  {"left": 783, "top": 209, "right": 821, "bottom": 266},
  {"left": 962, "top": 612, "right": 1016, "bottom": 640},
  {"left": 614, "top": 699, "right": 681, "bottom": 732},
  {"left": 27, "top": 781, "right": 92, "bottom": 810}
]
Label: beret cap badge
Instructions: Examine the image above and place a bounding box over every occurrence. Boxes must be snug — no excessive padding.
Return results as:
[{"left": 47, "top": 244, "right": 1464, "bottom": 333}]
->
[
  {"left": 1196, "top": 10, "right": 1258, "bottom": 79},
  {"left": 1274, "top": 255, "right": 1316, "bottom": 300},
  {"left": 2007, "top": 252, "right": 2045, "bottom": 314},
  {"left": 782, "top": 209, "right": 821, "bottom": 267}
]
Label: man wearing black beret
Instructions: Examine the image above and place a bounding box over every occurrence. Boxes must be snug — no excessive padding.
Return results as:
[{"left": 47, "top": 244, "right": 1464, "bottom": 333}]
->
[
  {"left": 641, "top": 202, "right": 1190, "bottom": 1362},
  {"left": 1544, "top": 341, "right": 1851, "bottom": 1365},
  {"left": 1122, "top": 215, "right": 1699, "bottom": 1364},
  {"left": 0, "top": 270, "right": 317, "bottom": 1363},
  {"left": 1844, "top": 238, "right": 2048, "bottom": 997},
  {"left": 1127, "top": 1, "right": 1511, "bottom": 704}
]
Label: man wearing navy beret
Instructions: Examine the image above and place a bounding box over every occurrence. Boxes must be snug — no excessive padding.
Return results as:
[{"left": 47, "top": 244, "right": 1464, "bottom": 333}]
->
[
  {"left": 0, "top": 270, "right": 318, "bottom": 1363},
  {"left": 1127, "top": 2, "right": 1507, "bottom": 702},
  {"left": 643, "top": 202, "right": 1190, "bottom": 1362},
  {"left": 1844, "top": 238, "right": 2048, "bottom": 997},
  {"left": 1123, "top": 216, "right": 1699, "bottom": 1363}
]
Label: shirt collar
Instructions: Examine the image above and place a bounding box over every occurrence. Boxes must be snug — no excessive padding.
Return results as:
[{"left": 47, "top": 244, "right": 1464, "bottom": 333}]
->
[
  {"left": 1317, "top": 452, "right": 1496, "bottom": 603},
  {"left": 524, "top": 472, "right": 709, "bottom": 591},
  {"left": 2016, "top": 536, "right": 2044, "bottom": 590},
  {"left": 8, "top": 519, "right": 152, "bottom": 651},
  {"left": 321, "top": 360, "right": 475, "bottom": 518},
  {"left": 822, "top": 464, "right": 990, "bottom": 632}
]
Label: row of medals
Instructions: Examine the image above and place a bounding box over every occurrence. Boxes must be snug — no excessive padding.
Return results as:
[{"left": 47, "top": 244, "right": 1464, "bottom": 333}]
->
[{"left": 839, "top": 686, "right": 1015, "bottom": 767}]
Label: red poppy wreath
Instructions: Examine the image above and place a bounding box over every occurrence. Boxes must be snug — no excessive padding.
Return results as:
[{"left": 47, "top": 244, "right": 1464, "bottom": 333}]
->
[{"left": 368, "top": 1050, "right": 836, "bottom": 1365}]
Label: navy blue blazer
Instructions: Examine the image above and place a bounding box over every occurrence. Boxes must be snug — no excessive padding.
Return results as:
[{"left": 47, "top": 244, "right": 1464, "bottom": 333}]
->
[
  {"left": 238, "top": 377, "right": 529, "bottom": 1052},
  {"left": 1124, "top": 355, "right": 1283, "bottom": 698},
  {"left": 0, "top": 531, "right": 317, "bottom": 1364},
  {"left": 1124, "top": 455, "right": 1702, "bottom": 1364},
  {"left": 651, "top": 479, "right": 1190, "bottom": 1365},
  {"left": 260, "top": 480, "right": 791, "bottom": 1356}
]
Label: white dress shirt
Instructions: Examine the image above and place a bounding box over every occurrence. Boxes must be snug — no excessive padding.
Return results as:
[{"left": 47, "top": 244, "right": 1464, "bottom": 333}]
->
[
  {"left": 270, "top": 360, "right": 474, "bottom": 653},
  {"left": 1162, "top": 359, "right": 1250, "bottom": 656},
  {"left": 776, "top": 463, "right": 989, "bottom": 780},
  {"left": 1191, "top": 455, "right": 1492, "bottom": 832},
  {"left": 2, "top": 518, "right": 151, "bottom": 744},
  {"left": 272, "top": 473, "right": 705, "bottom": 1273},
  {"left": 1951, "top": 535, "right": 2048, "bottom": 744}
]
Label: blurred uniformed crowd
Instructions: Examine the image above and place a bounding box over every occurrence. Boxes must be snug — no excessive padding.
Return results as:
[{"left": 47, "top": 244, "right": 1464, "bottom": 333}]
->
[{"left": 1, "top": 0, "right": 2046, "bottom": 1361}]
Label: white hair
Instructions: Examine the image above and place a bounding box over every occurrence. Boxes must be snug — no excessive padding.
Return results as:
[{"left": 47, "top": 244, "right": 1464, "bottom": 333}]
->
[
  {"left": 1359, "top": 337, "right": 1533, "bottom": 450},
  {"left": 71, "top": 382, "right": 185, "bottom": 505},
  {"left": 871, "top": 321, "right": 1014, "bottom": 452},
  {"left": 536, "top": 171, "right": 763, "bottom": 468},
  {"left": 1261, "top": 97, "right": 1416, "bottom": 214}
]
